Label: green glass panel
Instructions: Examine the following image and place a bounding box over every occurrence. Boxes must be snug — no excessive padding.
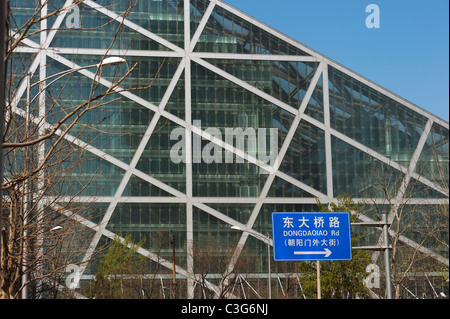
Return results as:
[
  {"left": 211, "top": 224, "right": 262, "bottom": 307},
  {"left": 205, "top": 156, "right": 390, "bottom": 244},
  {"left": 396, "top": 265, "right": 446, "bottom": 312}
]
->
[
  {"left": 205, "top": 59, "right": 320, "bottom": 113},
  {"left": 121, "top": 57, "right": 183, "bottom": 106},
  {"left": 267, "top": 176, "right": 316, "bottom": 198},
  {"left": 331, "top": 136, "right": 405, "bottom": 198},
  {"left": 405, "top": 181, "right": 448, "bottom": 199},
  {"left": 193, "top": 205, "right": 240, "bottom": 236},
  {"left": 191, "top": 61, "right": 275, "bottom": 130},
  {"left": 279, "top": 120, "right": 327, "bottom": 194},
  {"left": 415, "top": 122, "right": 449, "bottom": 188},
  {"left": 123, "top": 175, "right": 174, "bottom": 197},
  {"left": 48, "top": 0, "right": 184, "bottom": 49},
  {"left": 163, "top": 71, "right": 186, "bottom": 120},
  {"left": 11, "top": 60, "right": 41, "bottom": 117},
  {"left": 136, "top": 118, "right": 186, "bottom": 193},
  {"left": 194, "top": 4, "right": 310, "bottom": 56},
  {"left": 305, "top": 74, "right": 324, "bottom": 123},
  {"left": 135, "top": 0, "right": 185, "bottom": 48},
  {"left": 9, "top": 0, "right": 41, "bottom": 43},
  {"left": 55, "top": 152, "right": 126, "bottom": 196},
  {"left": 6, "top": 53, "right": 34, "bottom": 112},
  {"left": 192, "top": 159, "right": 268, "bottom": 197},
  {"left": 108, "top": 203, "right": 186, "bottom": 233},
  {"left": 60, "top": 202, "right": 111, "bottom": 225},
  {"left": 190, "top": 0, "right": 211, "bottom": 39},
  {"left": 328, "top": 66, "right": 428, "bottom": 165},
  {"left": 204, "top": 203, "right": 255, "bottom": 225}
]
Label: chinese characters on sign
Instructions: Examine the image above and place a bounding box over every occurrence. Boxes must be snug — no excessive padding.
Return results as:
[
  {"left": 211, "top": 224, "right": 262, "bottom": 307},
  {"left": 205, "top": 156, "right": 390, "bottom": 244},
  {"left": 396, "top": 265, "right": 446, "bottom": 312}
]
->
[{"left": 272, "top": 212, "right": 352, "bottom": 261}]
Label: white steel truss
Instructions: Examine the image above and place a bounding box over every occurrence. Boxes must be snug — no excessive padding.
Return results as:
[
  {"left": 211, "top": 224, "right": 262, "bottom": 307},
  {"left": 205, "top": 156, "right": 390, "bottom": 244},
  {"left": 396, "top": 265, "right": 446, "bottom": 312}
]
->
[{"left": 9, "top": 0, "right": 449, "bottom": 298}]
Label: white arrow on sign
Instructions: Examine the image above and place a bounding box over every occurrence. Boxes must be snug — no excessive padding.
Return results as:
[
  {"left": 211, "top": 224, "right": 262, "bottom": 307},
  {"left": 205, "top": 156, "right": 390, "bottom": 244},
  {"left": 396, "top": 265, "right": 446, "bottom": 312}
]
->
[{"left": 294, "top": 248, "right": 332, "bottom": 258}]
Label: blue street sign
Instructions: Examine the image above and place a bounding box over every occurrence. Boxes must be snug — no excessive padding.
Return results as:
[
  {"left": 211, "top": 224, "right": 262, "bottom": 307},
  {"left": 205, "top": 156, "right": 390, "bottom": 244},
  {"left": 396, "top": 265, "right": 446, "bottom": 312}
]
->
[{"left": 272, "top": 212, "right": 352, "bottom": 261}]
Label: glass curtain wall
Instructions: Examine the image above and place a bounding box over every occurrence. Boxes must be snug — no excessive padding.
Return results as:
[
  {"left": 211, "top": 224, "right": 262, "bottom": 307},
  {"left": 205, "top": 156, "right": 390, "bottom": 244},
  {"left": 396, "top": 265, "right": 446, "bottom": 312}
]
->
[{"left": 7, "top": 0, "right": 448, "bottom": 298}]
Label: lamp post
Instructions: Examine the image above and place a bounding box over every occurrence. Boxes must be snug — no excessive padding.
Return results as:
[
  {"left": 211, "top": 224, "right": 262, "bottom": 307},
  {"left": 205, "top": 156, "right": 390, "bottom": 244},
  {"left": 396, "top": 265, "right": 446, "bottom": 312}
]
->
[
  {"left": 19, "top": 56, "right": 125, "bottom": 299},
  {"left": 231, "top": 226, "right": 272, "bottom": 299}
]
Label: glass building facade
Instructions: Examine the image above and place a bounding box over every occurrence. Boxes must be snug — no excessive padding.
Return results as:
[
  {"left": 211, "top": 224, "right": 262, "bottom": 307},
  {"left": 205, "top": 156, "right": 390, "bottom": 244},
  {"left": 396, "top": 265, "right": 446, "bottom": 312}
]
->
[{"left": 9, "top": 0, "right": 448, "bottom": 298}]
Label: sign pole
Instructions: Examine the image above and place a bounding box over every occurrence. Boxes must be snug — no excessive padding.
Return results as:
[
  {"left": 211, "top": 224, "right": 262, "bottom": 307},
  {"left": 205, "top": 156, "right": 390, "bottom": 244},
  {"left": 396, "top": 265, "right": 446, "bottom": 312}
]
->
[
  {"left": 382, "top": 213, "right": 392, "bottom": 299},
  {"left": 316, "top": 260, "right": 321, "bottom": 299}
]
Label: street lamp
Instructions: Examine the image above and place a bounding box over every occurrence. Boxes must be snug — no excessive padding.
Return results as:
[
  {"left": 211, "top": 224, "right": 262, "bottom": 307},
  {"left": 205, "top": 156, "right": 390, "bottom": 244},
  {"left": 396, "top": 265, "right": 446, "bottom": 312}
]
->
[
  {"left": 50, "top": 226, "right": 63, "bottom": 232},
  {"left": 20, "top": 56, "right": 125, "bottom": 299},
  {"left": 96, "top": 56, "right": 126, "bottom": 68},
  {"left": 26, "top": 56, "right": 126, "bottom": 106},
  {"left": 231, "top": 226, "right": 272, "bottom": 299}
]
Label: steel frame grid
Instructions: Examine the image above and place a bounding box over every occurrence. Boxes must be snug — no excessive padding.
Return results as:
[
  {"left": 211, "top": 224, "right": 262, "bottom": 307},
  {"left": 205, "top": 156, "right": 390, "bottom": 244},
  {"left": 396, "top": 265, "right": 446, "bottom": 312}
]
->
[{"left": 8, "top": 0, "right": 449, "bottom": 298}]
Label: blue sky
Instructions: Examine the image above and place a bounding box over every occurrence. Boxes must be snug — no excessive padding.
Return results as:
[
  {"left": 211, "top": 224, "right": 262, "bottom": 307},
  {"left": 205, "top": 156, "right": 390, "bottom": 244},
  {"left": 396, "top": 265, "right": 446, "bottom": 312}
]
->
[{"left": 224, "top": 0, "right": 449, "bottom": 122}]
